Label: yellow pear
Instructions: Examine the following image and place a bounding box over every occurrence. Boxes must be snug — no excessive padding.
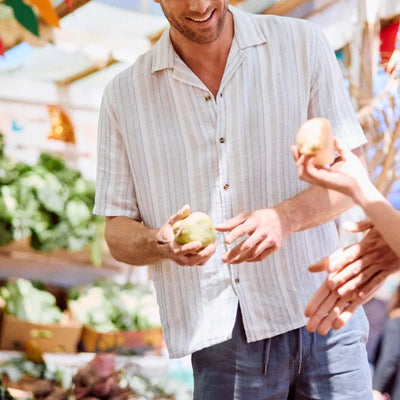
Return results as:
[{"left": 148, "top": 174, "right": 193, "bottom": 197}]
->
[{"left": 173, "top": 212, "right": 216, "bottom": 248}]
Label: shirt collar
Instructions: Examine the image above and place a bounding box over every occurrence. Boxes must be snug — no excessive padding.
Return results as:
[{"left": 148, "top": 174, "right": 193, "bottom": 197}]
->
[{"left": 151, "top": 5, "right": 267, "bottom": 73}]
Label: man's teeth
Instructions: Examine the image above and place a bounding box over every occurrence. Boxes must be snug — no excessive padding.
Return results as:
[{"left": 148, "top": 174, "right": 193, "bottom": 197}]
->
[{"left": 190, "top": 12, "right": 212, "bottom": 22}]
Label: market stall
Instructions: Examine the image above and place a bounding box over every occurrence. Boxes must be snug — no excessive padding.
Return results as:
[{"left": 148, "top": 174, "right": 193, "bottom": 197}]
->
[{"left": 0, "top": 1, "right": 400, "bottom": 399}]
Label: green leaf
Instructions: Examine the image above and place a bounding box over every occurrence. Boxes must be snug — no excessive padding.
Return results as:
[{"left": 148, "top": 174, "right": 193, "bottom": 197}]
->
[
  {"left": 89, "top": 222, "right": 104, "bottom": 267},
  {"left": 37, "top": 152, "right": 66, "bottom": 172},
  {"left": 1, "top": 279, "right": 62, "bottom": 323},
  {"left": 0, "top": 219, "right": 13, "bottom": 246},
  {"left": 4, "top": 0, "right": 39, "bottom": 37}
]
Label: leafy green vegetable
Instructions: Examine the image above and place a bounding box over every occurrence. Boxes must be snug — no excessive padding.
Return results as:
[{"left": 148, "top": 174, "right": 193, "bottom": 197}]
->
[
  {"left": 0, "top": 132, "right": 104, "bottom": 265},
  {"left": 0, "top": 279, "right": 62, "bottom": 324},
  {"left": 0, "top": 383, "right": 15, "bottom": 400},
  {"left": 68, "top": 279, "right": 161, "bottom": 332},
  {"left": 0, "top": 356, "right": 45, "bottom": 383}
]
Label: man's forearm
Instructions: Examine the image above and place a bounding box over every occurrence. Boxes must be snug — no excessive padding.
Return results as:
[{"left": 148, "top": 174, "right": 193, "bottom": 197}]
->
[
  {"left": 105, "top": 216, "right": 165, "bottom": 265},
  {"left": 277, "top": 184, "right": 354, "bottom": 233}
]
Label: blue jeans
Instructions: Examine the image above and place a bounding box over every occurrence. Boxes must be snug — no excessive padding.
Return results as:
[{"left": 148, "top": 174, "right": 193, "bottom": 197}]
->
[{"left": 192, "top": 306, "right": 372, "bottom": 399}]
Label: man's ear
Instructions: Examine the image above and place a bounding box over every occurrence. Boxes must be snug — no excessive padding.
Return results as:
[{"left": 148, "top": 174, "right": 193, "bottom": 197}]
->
[{"left": 153, "top": 0, "right": 160, "bottom": 3}]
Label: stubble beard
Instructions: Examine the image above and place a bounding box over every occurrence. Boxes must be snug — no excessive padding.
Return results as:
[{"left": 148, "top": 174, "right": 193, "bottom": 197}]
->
[{"left": 163, "top": 2, "right": 229, "bottom": 45}]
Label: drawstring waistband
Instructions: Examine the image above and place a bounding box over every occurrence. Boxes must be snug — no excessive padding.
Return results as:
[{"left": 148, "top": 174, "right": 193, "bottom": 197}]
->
[{"left": 263, "top": 328, "right": 303, "bottom": 376}]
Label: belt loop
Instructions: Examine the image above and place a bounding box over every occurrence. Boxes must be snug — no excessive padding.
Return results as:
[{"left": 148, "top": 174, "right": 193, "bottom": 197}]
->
[{"left": 263, "top": 337, "right": 272, "bottom": 375}]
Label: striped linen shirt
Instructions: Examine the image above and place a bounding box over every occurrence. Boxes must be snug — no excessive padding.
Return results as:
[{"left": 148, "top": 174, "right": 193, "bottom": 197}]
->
[{"left": 94, "top": 6, "right": 367, "bottom": 358}]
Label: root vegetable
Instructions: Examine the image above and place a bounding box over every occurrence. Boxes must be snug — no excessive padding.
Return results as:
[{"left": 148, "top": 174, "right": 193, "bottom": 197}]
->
[
  {"left": 296, "top": 117, "right": 335, "bottom": 166},
  {"left": 173, "top": 212, "right": 216, "bottom": 248}
]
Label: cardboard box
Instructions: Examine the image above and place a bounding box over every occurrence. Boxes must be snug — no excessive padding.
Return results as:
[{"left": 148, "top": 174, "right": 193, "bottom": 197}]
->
[
  {"left": 79, "top": 325, "right": 164, "bottom": 355},
  {"left": 0, "top": 313, "right": 82, "bottom": 353}
]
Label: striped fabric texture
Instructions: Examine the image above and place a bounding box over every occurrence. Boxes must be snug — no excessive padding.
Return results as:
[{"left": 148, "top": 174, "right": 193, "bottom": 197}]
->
[{"left": 94, "top": 6, "right": 367, "bottom": 358}]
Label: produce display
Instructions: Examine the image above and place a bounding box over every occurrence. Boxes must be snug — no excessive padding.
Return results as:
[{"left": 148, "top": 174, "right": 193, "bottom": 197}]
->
[
  {"left": 0, "top": 278, "right": 160, "bottom": 334},
  {"left": 296, "top": 117, "right": 335, "bottom": 166},
  {"left": 68, "top": 279, "right": 161, "bottom": 333},
  {"left": 0, "top": 133, "right": 104, "bottom": 265},
  {"left": 0, "top": 353, "right": 193, "bottom": 400},
  {"left": 0, "top": 380, "right": 14, "bottom": 400},
  {"left": 0, "top": 133, "right": 186, "bottom": 398},
  {"left": 172, "top": 212, "right": 216, "bottom": 248},
  {"left": 0, "top": 279, "right": 62, "bottom": 324}
]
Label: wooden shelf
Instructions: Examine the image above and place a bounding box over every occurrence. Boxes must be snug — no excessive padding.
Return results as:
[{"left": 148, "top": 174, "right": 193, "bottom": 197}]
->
[{"left": 0, "top": 240, "right": 149, "bottom": 287}]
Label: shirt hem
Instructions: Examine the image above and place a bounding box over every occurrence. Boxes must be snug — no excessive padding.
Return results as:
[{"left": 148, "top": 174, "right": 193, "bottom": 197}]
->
[{"left": 167, "top": 334, "right": 234, "bottom": 359}]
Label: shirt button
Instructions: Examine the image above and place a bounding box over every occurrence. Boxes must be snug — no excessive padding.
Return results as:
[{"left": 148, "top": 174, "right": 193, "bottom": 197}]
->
[
  {"left": 220, "top": 93, "right": 223, "bottom": 97},
  {"left": 219, "top": 137, "right": 225, "bottom": 143},
  {"left": 234, "top": 278, "right": 240, "bottom": 284},
  {"left": 205, "top": 95, "right": 211, "bottom": 101},
  {"left": 223, "top": 183, "right": 229, "bottom": 190}
]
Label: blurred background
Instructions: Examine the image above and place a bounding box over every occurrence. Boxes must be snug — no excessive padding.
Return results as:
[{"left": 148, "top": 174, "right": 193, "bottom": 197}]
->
[{"left": 0, "top": 1, "right": 400, "bottom": 399}]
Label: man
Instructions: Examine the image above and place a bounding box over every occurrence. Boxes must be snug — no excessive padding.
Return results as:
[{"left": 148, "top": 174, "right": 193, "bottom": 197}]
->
[{"left": 94, "top": 1, "right": 372, "bottom": 398}]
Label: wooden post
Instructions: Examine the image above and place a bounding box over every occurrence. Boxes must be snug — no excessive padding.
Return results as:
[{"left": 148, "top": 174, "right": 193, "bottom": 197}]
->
[{"left": 55, "top": 0, "right": 92, "bottom": 19}]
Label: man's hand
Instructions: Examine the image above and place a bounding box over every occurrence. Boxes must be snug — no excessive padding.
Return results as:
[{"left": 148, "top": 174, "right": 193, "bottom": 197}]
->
[
  {"left": 215, "top": 208, "right": 291, "bottom": 264},
  {"left": 305, "top": 220, "right": 400, "bottom": 334},
  {"left": 156, "top": 205, "right": 217, "bottom": 266}
]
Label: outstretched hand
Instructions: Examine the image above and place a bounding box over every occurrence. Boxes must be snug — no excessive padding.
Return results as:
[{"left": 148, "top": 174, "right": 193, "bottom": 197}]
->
[
  {"left": 291, "top": 137, "right": 370, "bottom": 199},
  {"left": 304, "top": 220, "right": 400, "bottom": 334},
  {"left": 156, "top": 205, "right": 216, "bottom": 266}
]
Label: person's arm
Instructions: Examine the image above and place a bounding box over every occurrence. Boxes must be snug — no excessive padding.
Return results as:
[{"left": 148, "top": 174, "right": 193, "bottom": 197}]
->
[
  {"left": 292, "top": 137, "right": 400, "bottom": 258},
  {"left": 214, "top": 148, "right": 362, "bottom": 264},
  {"left": 354, "top": 187, "right": 400, "bottom": 258},
  {"left": 105, "top": 205, "right": 217, "bottom": 266}
]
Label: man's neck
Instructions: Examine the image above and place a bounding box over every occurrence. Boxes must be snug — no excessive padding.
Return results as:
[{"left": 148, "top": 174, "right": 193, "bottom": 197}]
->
[{"left": 170, "top": 11, "right": 234, "bottom": 97}]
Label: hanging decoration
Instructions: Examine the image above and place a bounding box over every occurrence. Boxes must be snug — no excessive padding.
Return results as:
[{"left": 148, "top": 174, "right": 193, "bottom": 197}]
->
[
  {"left": 28, "top": 0, "right": 60, "bottom": 28},
  {"left": 0, "top": 0, "right": 71, "bottom": 52},
  {"left": 3, "top": 0, "right": 39, "bottom": 36},
  {"left": 64, "top": 0, "right": 72, "bottom": 11},
  {"left": 380, "top": 21, "right": 400, "bottom": 70},
  {"left": 47, "top": 105, "right": 76, "bottom": 144},
  {"left": 0, "top": 4, "right": 53, "bottom": 49}
]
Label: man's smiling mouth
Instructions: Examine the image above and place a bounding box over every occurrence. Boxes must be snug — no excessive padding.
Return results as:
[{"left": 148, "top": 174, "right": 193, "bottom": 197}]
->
[{"left": 188, "top": 9, "right": 215, "bottom": 22}]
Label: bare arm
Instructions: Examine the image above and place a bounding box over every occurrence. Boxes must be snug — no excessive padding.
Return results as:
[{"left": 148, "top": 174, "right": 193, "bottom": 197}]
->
[
  {"left": 293, "top": 138, "right": 400, "bottom": 258},
  {"left": 215, "top": 147, "right": 363, "bottom": 264},
  {"left": 276, "top": 177, "right": 352, "bottom": 233},
  {"left": 105, "top": 205, "right": 216, "bottom": 266},
  {"left": 105, "top": 216, "right": 163, "bottom": 265},
  {"left": 292, "top": 140, "right": 400, "bottom": 334},
  {"left": 354, "top": 184, "right": 400, "bottom": 259}
]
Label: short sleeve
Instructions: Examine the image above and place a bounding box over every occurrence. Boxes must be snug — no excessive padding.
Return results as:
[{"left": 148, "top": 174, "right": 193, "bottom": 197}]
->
[
  {"left": 308, "top": 25, "right": 367, "bottom": 150},
  {"left": 93, "top": 82, "right": 141, "bottom": 220}
]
